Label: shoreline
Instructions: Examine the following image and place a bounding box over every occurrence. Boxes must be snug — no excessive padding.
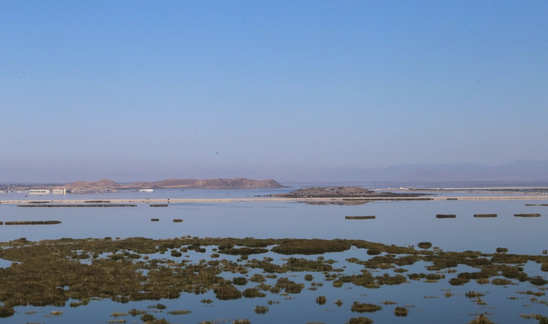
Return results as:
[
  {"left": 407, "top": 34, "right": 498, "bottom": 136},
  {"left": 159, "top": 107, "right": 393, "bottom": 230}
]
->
[{"left": 1, "top": 195, "right": 548, "bottom": 205}]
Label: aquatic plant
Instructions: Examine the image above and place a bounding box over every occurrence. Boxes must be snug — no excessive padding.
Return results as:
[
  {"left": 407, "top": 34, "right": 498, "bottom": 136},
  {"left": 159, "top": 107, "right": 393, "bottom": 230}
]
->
[
  {"left": 129, "top": 309, "right": 147, "bottom": 316},
  {"left": 0, "top": 305, "right": 15, "bottom": 318},
  {"left": 529, "top": 276, "right": 547, "bottom": 286},
  {"left": 468, "top": 314, "right": 496, "bottom": 324},
  {"left": 233, "top": 277, "right": 248, "bottom": 286},
  {"left": 233, "top": 320, "right": 251, "bottom": 324},
  {"left": 140, "top": 313, "right": 155, "bottom": 322},
  {"left": 436, "top": 214, "right": 456, "bottom": 219},
  {"left": 242, "top": 288, "right": 266, "bottom": 298},
  {"left": 351, "top": 301, "right": 382, "bottom": 313},
  {"left": 254, "top": 306, "right": 269, "bottom": 314},
  {"left": 167, "top": 310, "right": 191, "bottom": 315},
  {"left": 449, "top": 277, "right": 470, "bottom": 286},
  {"left": 514, "top": 214, "right": 541, "bottom": 217},
  {"left": 346, "top": 317, "right": 373, "bottom": 324},
  {"left": 394, "top": 307, "right": 408, "bottom": 317},
  {"left": 474, "top": 214, "right": 497, "bottom": 218},
  {"left": 214, "top": 285, "right": 242, "bottom": 300},
  {"left": 418, "top": 242, "right": 432, "bottom": 249},
  {"left": 465, "top": 291, "right": 485, "bottom": 298},
  {"left": 316, "top": 295, "right": 326, "bottom": 305},
  {"left": 496, "top": 248, "right": 508, "bottom": 253},
  {"left": 272, "top": 239, "right": 351, "bottom": 255},
  {"left": 345, "top": 216, "right": 375, "bottom": 220},
  {"left": 492, "top": 278, "right": 513, "bottom": 286},
  {"left": 4, "top": 220, "right": 61, "bottom": 225},
  {"left": 173, "top": 219, "right": 183, "bottom": 223},
  {"left": 151, "top": 218, "right": 159, "bottom": 222},
  {"left": 275, "top": 277, "right": 304, "bottom": 294}
]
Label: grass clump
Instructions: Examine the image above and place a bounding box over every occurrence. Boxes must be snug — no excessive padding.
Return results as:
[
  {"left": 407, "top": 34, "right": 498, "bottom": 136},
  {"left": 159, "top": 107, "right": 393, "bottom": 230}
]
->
[
  {"left": 167, "top": 310, "right": 191, "bottom": 315},
  {"left": 394, "top": 307, "right": 408, "bottom": 317},
  {"left": 514, "top": 213, "right": 541, "bottom": 217},
  {"left": 242, "top": 288, "right": 266, "bottom": 298},
  {"left": 233, "top": 320, "right": 251, "bottom": 324},
  {"left": 492, "top": 278, "right": 513, "bottom": 286},
  {"left": 0, "top": 305, "right": 15, "bottom": 318},
  {"left": 272, "top": 239, "right": 351, "bottom": 255},
  {"left": 140, "top": 314, "right": 155, "bottom": 322},
  {"left": 347, "top": 317, "right": 373, "bottom": 324},
  {"left": 254, "top": 306, "right": 269, "bottom": 314},
  {"left": 214, "top": 285, "right": 242, "bottom": 300},
  {"left": 351, "top": 301, "right": 382, "bottom": 313},
  {"left": 468, "top": 314, "right": 496, "bottom": 324},
  {"left": 436, "top": 214, "right": 456, "bottom": 219}
]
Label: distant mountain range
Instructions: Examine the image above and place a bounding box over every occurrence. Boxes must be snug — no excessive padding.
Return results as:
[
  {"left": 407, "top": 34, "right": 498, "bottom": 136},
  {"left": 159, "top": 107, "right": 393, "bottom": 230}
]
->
[
  {"left": 323, "top": 160, "right": 548, "bottom": 183},
  {"left": 48, "top": 178, "right": 283, "bottom": 191},
  {"left": 5, "top": 161, "right": 548, "bottom": 187}
]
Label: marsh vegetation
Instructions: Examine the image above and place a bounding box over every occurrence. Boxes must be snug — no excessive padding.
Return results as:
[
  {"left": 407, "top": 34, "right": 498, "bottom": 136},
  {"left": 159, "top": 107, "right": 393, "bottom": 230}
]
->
[{"left": 0, "top": 236, "right": 547, "bottom": 322}]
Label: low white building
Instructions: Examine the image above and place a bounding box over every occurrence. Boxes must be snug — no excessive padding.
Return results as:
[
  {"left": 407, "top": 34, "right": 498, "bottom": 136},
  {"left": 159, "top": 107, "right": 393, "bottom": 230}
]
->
[
  {"left": 29, "top": 189, "right": 51, "bottom": 195},
  {"left": 52, "top": 188, "right": 66, "bottom": 195},
  {"left": 139, "top": 189, "right": 154, "bottom": 192}
]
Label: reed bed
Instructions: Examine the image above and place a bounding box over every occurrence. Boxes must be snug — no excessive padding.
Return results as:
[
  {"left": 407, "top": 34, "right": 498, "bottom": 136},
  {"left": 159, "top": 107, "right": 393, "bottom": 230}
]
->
[
  {"left": 345, "top": 216, "right": 375, "bottom": 220},
  {"left": 514, "top": 214, "right": 541, "bottom": 217},
  {"left": 173, "top": 219, "right": 183, "bottom": 223},
  {"left": 150, "top": 204, "right": 168, "bottom": 207},
  {"left": 474, "top": 214, "right": 497, "bottom": 218},
  {"left": 436, "top": 214, "right": 456, "bottom": 218}
]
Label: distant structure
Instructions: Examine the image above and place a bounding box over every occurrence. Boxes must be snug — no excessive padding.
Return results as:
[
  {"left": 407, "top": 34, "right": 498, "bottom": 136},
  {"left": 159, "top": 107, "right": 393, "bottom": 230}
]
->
[
  {"left": 52, "top": 188, "right": 67, "bottom": 195},
  {"left": 29, "top": 189, "right": 51, "bottom": 195},
  {"left": 139, "top": 189, "right": 154, "bottom": 192}
]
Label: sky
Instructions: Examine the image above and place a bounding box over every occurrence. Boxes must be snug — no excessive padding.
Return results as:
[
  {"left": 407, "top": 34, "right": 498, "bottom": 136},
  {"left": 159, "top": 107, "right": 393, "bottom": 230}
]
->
[{"left": 1, "top": 1, "right": 547, "bottom": 182}]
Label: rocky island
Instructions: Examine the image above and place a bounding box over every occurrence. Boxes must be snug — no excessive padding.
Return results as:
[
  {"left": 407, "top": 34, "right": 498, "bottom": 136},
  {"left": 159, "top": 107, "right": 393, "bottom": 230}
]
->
[{"left": 273, "top": 186, "right": 424, "bottom": 198}]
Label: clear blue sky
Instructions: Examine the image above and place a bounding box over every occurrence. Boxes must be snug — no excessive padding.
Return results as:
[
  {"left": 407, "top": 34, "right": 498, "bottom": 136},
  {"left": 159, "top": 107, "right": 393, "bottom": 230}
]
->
[{"left": 1, "top": 1, "right": 547, "bottom": 182}]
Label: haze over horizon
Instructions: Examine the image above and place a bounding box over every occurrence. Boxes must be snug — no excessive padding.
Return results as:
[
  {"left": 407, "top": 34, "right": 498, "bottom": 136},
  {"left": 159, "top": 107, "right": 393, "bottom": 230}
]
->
[{"left": 2, "top": 2, "right": 547, "bottom": 183}]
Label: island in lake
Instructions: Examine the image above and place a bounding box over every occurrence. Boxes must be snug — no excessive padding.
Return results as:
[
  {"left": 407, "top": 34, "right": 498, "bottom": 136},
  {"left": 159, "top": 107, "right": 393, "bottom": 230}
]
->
[{"left": 273, "top": 186, "right": 424, "bottom": 198}]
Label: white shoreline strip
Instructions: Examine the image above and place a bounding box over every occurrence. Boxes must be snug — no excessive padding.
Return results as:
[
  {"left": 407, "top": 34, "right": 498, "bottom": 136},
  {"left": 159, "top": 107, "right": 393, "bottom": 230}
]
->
[{"left": 0, "top": 195, "right": 548, "bottom": 205}]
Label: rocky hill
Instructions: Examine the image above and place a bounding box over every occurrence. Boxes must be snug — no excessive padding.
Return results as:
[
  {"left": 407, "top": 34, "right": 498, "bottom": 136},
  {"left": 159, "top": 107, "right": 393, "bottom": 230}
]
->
[{"left": 54, "top": 178, "right": 283, "bottom": 191}]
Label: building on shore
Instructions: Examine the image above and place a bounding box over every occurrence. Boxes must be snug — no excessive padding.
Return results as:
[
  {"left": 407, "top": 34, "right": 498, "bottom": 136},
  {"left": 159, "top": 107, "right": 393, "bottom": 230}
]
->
[
  {"left": 139, "top": 189, "right": 154, "bottom": 192},
  {"left": 29, "top": 189, "right": 51, "bottom": 195},
  {"left": 52, "top": 188, "right": 66, "bottom": 195}
]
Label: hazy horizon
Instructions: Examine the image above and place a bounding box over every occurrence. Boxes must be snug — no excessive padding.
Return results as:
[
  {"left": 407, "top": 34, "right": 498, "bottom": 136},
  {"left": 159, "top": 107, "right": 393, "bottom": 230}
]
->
[{"left": 2, "top": 2, "right": 547, "bottom": 183}]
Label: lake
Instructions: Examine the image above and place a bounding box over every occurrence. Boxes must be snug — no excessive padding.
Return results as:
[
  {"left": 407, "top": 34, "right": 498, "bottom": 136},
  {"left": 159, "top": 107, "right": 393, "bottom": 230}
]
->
[{"left": 0, "top": 187, "right": 547, "bottom": 324}]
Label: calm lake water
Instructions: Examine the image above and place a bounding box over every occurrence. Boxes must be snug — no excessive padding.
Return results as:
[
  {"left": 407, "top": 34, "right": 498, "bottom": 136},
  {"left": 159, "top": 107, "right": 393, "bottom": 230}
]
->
[{"left": 1, "top": 187, "right": 548, "bottom": 324}]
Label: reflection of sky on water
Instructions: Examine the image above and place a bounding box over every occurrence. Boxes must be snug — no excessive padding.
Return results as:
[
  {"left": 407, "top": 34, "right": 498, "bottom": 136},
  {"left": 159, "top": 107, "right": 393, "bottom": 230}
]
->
[{"left": 1, "top": 198, "right": 547, "bottom": 254}]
